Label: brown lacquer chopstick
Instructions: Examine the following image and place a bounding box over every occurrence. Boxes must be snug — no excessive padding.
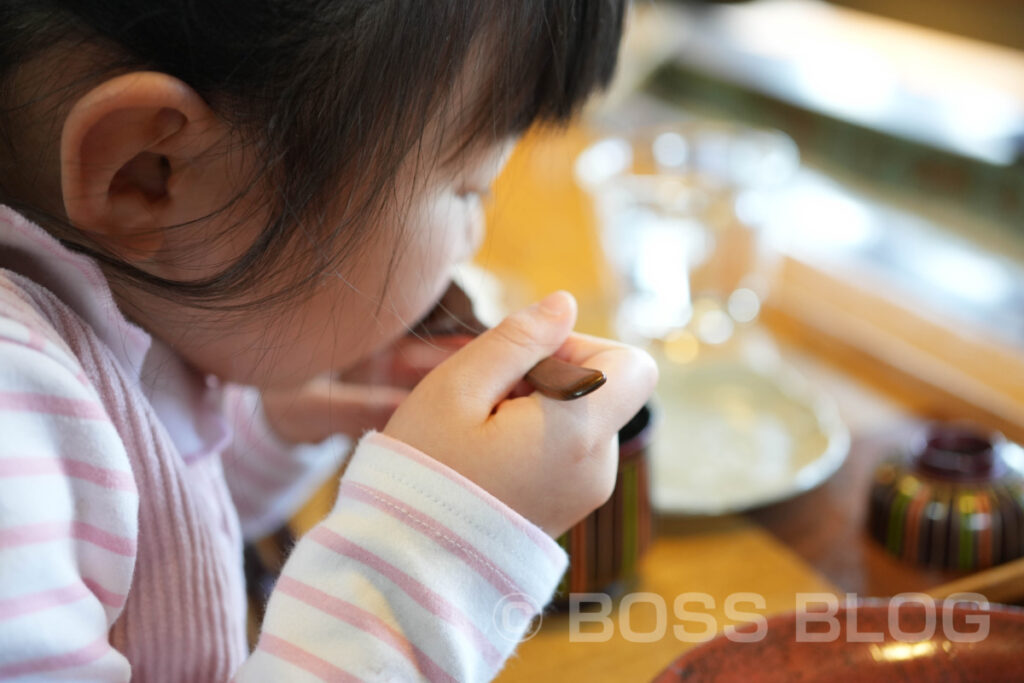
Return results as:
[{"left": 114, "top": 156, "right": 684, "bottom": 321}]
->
[{"left": 413, "top": 283, "right": 606, "bottom": 400}]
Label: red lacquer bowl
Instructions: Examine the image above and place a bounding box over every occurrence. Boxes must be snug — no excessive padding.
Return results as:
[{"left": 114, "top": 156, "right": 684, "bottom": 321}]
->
[{"left": 652, "top": 601, "right": 1024, "bottom": 682}]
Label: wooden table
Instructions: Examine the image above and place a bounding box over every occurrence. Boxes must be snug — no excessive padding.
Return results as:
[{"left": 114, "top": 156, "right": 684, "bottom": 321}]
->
[{"left": 497, "top": 515, "right": 840, "bottom": 681}]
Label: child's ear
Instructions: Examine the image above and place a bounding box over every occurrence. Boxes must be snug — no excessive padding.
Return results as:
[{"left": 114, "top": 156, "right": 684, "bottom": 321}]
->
[{"left": 60, "top": 71, "right": 228, "bottom": 263}]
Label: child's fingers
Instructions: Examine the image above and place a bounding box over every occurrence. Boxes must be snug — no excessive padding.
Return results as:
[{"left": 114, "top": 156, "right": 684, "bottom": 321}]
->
[
  {"left": 433, "top": 291, "right": 578, "bottom": 415},
  {"left": 338, "top": 335, "right": 470, "bottom": 388},
  {"left": 550, "top": 331, "right": 632, "bottom": 366},
  {"left": 264, "top": 377, "right": 409, "bottom": 442},
  {"left": 503, "top": 342, "right": 657, "bottom": 439},
  {"left": 571, "top": 344, "right": 658, "bottom": 432},
  {"left": 313, "top": 382, "right": 409, "bottom": 436}
]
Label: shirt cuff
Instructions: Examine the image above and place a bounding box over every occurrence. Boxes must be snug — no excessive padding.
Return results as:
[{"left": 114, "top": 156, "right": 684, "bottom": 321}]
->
[{"left": 336, "top": 431, "right": 568, "bottom": 642}]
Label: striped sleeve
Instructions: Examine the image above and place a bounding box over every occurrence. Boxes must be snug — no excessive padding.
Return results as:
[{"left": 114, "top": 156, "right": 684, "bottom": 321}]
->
[
  {"left": 0, "top": 308, "right": 136, "bottom": 680},
  {"left": 236, "top": 431, "right": 569, "bottom": 682},
  {"left": 220, "top": 384, "right": 351, "bottom": 541}
]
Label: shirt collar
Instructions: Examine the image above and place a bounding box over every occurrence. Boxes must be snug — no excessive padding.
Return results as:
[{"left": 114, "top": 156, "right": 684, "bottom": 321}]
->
[
  {"left": 0, "top": 205, "right": 229, "bottom": 463},
  {"left": 0, "top": 205, "right": 152, "bottom": 376}
]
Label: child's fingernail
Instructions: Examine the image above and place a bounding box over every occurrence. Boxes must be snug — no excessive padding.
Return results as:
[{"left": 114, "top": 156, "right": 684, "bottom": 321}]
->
[{"left": 533, "top": 291, "right": 569, "bottom": 319}]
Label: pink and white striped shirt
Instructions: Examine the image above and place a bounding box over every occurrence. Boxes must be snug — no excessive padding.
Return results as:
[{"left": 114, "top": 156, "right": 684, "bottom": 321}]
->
[{"left": 0, "top": 206, "right": 567, "bottom": 681}]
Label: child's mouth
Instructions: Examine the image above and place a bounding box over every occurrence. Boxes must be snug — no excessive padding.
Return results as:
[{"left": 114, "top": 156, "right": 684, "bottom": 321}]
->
[{"left": 411, "top": 281, "right": 485, "bottom": 338}]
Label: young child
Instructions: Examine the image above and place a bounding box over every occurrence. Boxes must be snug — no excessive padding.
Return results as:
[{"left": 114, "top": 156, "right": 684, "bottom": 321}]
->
[{"left": 0, "top": 2, "right": 656, "bottom": 681}]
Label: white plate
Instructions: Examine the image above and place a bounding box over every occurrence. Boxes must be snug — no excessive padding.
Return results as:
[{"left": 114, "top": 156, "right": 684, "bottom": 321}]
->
[{"left": 650, "top": 359, "right": 850, "bottom": 515}]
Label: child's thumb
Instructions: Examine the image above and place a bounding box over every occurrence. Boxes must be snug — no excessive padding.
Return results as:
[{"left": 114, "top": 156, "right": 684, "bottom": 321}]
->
[{"left": 441, "top": 291, "right": 577, "bottom": 414}]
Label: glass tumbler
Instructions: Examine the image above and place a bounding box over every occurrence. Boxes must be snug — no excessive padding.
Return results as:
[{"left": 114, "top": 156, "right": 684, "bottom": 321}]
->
[{"left": 575, "top": 121, "right": 799, "bottom": 350}]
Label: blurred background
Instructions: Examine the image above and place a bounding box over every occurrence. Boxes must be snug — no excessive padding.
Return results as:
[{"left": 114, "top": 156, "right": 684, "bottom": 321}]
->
[
  {"left": 475, "top": 1, "right": 1024, "bottom": 678},
  {"left": 478, "top": 0, "right": 1024, "bottom": 448}
]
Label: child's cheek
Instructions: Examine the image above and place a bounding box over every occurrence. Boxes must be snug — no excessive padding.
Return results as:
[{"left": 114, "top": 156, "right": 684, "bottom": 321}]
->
[
  {"left": 424, "top": 191, "right": 481, "bottom": 265},
  {"left": 342, "top": 191, "right": 475, "bottom": 365}
]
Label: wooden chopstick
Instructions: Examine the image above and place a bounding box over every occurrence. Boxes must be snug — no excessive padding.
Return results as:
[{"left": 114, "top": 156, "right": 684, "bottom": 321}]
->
[{"left": 926, "top": 556, "right": 1024, "bottom": 604}]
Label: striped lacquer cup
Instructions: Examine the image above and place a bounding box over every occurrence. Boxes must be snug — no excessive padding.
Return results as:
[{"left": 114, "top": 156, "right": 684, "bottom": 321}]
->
[
  {"left": 554, "top": 404, "right": 654, "bottom": 601},
  {"left": 868, "top": 423, "right": 1024, "bottom": 571}
]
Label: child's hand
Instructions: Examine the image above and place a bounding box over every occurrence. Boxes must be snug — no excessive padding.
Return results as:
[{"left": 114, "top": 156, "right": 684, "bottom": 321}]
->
[
  {"left": 383, "top": 291, "right": 658, "bottom": 538},
  {"left": 261, "top": 336, "right": 470, "bottom": 444}
]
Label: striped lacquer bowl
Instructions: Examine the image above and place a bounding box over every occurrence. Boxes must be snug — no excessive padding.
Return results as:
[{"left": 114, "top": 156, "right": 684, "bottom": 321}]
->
[
  {"left": 554, "top": 404, "right": 654, "bottom": 600},
  {"left": 868, "top": 424, "right": 1024, "bottom": 571}
]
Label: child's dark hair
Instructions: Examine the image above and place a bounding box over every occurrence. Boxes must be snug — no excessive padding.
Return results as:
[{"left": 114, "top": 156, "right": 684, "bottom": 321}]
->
[{"left": 0, "top": 1, "right": 625, "bottom": 311}]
